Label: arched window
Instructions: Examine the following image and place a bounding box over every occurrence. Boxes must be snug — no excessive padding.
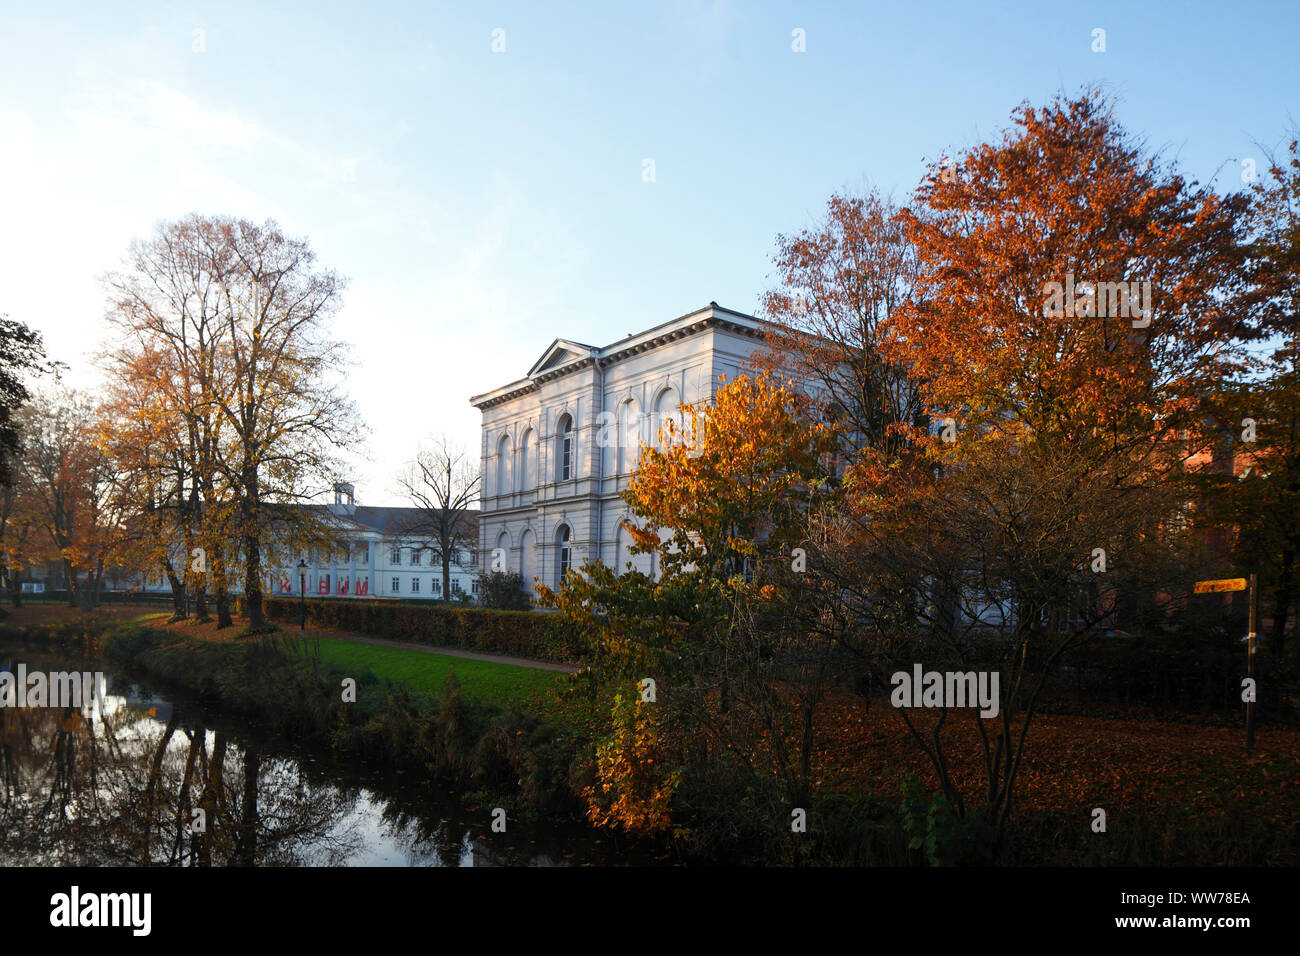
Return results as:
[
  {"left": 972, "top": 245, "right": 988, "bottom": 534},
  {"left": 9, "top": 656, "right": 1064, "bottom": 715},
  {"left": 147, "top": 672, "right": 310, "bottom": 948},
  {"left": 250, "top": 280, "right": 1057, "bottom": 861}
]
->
[
  {"left": 496, "top": 434, "right": 511, "bottom": 497},
  {"left": 556, "top": 414, "right": 574, "bottom": 481},
  {"left": 614, "top": 523, "right": 632, "bottom": 577},
  {"left": 617, "top": 399, "right": 639, "bottom": 475},
  {"left": 519, "top": 428, "right": 534, "bottom": 491},
  {"left": 653, "top": 387, "right": 682, "bottom": 450},
  {"left": 556, "top": 524, "right": 572, "bottom": 583},
  {"left": 519, "top": 528, "right": 536, "bottom": 599},
  {"left": 494, "top": 530, "right": 510, "bottom": 572}
]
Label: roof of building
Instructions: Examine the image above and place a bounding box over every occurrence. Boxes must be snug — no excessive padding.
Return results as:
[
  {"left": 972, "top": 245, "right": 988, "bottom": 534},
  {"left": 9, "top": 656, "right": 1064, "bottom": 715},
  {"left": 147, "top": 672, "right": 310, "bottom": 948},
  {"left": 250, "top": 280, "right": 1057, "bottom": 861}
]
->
[
  {"left": 281, "top": 502, "right": 479, "bottom": 539},
  {"left": 469, "top": 302, "right": 767, "bottom": 409}
]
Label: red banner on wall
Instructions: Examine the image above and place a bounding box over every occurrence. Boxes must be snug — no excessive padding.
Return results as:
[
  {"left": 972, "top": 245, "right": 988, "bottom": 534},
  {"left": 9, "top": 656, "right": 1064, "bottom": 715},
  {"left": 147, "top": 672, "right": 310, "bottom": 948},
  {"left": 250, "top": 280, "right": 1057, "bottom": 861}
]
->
[
  {"left": 318, "top": 576, "right": 330, "bottom": 594},
  {"left": 356, "top": 579, "right": 368, "bottom": 596},
  {"left": 338, "top": 578, "right": 350, "bottom": 595}
]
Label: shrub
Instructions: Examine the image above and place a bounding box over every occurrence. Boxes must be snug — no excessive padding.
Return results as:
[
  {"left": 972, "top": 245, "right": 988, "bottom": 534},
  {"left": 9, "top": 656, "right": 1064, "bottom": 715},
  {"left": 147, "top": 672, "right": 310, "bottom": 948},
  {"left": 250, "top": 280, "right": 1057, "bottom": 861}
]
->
[{"left": 479, "top": 571, "right": 531, "bottom": 611}]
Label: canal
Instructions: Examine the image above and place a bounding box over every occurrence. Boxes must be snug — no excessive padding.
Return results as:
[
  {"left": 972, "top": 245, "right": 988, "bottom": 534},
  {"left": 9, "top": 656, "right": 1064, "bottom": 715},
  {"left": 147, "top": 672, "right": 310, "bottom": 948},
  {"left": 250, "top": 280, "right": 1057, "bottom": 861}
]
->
[{"left": 0, "top": 637, "right": 656, "bottom": 866}]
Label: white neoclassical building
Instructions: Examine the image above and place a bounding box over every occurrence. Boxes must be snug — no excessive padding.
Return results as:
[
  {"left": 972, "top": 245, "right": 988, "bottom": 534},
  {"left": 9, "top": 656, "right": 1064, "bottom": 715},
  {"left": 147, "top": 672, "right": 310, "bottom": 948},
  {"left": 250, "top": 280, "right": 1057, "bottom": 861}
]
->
[
  {"left": 127, "top": 483, "right": 481, "bottom": 602},
  {"left": 469, "top": 302, "right": 769, "bottom": 597}
]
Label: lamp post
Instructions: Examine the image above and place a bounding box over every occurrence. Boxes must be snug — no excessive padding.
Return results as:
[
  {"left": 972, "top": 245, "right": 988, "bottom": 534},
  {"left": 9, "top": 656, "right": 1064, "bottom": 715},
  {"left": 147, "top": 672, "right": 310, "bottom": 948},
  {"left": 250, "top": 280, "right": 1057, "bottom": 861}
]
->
[{"left": 298, "top": 559, "right": 308, "bottom": 631}]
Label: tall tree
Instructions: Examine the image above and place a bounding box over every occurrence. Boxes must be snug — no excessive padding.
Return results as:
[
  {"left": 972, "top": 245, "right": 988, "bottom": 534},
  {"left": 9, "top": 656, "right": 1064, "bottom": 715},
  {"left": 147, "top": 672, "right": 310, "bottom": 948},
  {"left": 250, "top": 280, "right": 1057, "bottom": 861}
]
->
[
  {"left": 396, "top": 434, "right": 481, "bottom": 602},
  {"left": 830, "top": 86, "right": 1258, "bottom": 852},
  {"left": 103, "top": 214, "right": 361, "bottom": 631},
  {"left": 756, "top": 189, "right": 929, "bottom": 465},
  {"left": 1206, "top": 135, "right": 1300, "bottom": 654},
  {"left": 0, "top": 315, "right": 50, "bottom": 488},
  {"left": 541, "top": 373, "right": 840, "bottom": 851},
  {"left": 14, "top": 388, "right": 119, "bottom": 608},
  {"left": 0, "top": 314, "right": 50, "bottom": 603}
]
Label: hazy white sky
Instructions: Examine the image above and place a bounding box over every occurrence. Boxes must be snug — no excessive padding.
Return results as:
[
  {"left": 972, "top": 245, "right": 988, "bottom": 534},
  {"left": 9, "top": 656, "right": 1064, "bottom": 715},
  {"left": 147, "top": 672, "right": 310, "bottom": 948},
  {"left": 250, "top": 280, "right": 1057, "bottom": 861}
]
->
[{"left": 2, "top": 1, "right": 1296, "bottom": 504}]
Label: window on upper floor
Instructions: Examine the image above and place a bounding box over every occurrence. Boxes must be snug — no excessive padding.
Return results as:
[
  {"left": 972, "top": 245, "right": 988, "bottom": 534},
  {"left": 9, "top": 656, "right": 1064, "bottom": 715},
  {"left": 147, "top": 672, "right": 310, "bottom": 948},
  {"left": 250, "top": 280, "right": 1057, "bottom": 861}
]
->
[
  {"left": 411, "top": 549, "right": 422, "bottom": 566},
  {"left": 496, "top": 433, "right": 512, "bottom": 497},
  {"left": 557, "top": 414, "right": 574, "bottom": 481},
  {"left": 390, "top": 547, "right": 401, "bottom": 565},
  {"left": 519, "top": 428, "right": 534, "bottom": 491}
]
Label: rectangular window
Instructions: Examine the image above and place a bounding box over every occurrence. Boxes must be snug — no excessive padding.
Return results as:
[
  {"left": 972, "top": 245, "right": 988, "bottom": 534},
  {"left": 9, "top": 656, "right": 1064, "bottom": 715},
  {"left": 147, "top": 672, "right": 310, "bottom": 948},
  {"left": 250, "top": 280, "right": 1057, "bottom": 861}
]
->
[
  {"left": 411, "top": 578, "right": 420, "bottom": 593},
  {"left": 392, "top": 577, "right": 400, "bottom": 593},
  {"left": 433, "top": 579, "right": 442, "bottom": 594},
  {"left": 390, "top": 547, "right": 401, "bottom": 565},
  {"left": 472, "top": 580, "right": 479, "bottom": 594},
  {"left": 411, "top": 550, "right": 422, "bottom": 566}
]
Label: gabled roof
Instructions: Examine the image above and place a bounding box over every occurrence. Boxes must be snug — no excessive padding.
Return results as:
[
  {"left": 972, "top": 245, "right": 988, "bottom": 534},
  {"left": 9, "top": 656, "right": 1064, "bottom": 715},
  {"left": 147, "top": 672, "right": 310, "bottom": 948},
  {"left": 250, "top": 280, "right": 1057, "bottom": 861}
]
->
[
  {"left": 527, "top": 338, "right": 597, "bottom": 378},
  {"left": 470, "top": 303, "right": 766, "bottom": 410}
]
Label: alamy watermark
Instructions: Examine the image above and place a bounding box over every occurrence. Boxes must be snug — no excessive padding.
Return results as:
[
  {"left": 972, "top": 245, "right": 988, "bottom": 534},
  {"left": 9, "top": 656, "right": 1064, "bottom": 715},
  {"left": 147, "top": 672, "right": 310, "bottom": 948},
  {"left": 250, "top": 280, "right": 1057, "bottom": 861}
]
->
[
  {"left": 0, "top": 665, "right": 107, "bottom": 718},
  {"left": 1042, "top": 272, "right": 1152, "bottom": 328},
  {"left": 890, "top": 665, "right": 1000, "bottom": 718}
]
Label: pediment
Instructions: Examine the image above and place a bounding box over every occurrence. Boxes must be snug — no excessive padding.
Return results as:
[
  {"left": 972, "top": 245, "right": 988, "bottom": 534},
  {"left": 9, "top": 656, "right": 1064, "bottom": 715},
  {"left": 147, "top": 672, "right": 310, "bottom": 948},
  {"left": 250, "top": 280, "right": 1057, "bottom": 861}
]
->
[{"left": 528, "top": 339, "right": 595, "bottom": 377}]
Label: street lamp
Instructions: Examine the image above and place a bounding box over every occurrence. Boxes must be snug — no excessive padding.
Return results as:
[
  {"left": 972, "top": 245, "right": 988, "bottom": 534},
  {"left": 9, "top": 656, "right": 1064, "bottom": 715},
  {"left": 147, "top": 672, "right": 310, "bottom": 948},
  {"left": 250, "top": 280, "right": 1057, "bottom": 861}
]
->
[{"left": 297, "top": 559, "right": 308, "bottom": 631}]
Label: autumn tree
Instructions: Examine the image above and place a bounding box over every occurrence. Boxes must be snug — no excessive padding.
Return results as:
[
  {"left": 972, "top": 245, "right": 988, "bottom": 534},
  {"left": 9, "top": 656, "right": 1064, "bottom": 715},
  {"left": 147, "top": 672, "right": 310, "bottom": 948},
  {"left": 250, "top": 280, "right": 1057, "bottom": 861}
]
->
[
  {"left": 103, "top": 214, "right": 361, "bottom": 630},
  {"left": 540, "top": 374, "right": 841, "bottom": 855},
  {"left": 0, "top": 314, "right": 49, "bottom": 603},
  {"left": 102, "top": 221, "right": 243, "bottom": 624},
  {"left": 819, "top": 87, "right": 1259, "bottom": 853},
  {"left": 756, "top": 189, "right": 929, "bottom": 465},
  {"left": 1203, "top": 135, "right": 1300, "bottom": 656},
  {"left": 14, "top": 387, "right": 123, "bottom": 608},
  {"left": 395, "top": 434, "right": 481, "bottom": 602}
]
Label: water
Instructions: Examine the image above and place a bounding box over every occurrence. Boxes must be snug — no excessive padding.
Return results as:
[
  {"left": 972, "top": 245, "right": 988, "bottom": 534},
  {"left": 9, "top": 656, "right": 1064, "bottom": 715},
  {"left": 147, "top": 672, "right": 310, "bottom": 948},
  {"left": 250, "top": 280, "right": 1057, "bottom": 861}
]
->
[{"left": 0, "top": 640, "right": 653, "bottom": 867}]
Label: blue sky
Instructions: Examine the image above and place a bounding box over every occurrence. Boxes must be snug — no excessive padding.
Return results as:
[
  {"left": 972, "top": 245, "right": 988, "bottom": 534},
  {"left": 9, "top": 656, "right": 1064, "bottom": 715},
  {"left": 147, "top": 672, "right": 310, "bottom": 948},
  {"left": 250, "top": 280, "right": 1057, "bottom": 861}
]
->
[{"left": 1, "top": 0, "right": 1296, "bottom": 503}]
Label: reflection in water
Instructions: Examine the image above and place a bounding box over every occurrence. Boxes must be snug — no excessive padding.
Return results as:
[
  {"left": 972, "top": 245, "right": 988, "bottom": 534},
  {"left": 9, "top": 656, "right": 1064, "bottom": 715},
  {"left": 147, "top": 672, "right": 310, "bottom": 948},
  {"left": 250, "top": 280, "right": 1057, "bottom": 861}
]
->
[{"left": 0, "top": 646, "right": 635, "bottom": 867}]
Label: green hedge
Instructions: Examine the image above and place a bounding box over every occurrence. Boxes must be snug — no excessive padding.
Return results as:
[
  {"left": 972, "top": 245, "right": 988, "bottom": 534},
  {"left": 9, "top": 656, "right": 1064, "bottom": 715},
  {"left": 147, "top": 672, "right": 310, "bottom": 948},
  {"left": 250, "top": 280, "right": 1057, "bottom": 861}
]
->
[{"left": 257, "top": 596, "right": 585, "bottom": 663}]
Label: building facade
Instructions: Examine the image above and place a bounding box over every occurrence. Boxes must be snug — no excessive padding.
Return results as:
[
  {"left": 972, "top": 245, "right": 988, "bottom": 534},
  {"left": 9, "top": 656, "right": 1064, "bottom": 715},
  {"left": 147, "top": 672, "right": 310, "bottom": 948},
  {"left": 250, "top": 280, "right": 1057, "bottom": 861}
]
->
[
  {"left": 128, "top": 483, "right": 481, "bottom": 602},
  {"left": 469, "top": 303, "right": 769, "bottom": 597}
]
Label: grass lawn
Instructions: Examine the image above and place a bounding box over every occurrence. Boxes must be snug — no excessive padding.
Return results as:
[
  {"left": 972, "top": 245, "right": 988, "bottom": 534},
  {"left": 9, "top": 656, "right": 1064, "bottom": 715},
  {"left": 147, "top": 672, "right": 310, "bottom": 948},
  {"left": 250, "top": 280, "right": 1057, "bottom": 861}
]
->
[{"left": 299, "top": 636, "right": 569, "bottom": 715}]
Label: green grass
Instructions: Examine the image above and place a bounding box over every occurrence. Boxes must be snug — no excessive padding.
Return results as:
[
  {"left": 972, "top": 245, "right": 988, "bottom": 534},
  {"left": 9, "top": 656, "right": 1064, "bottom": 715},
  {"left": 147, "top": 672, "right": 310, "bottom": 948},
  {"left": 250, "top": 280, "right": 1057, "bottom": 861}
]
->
[
  {"left": 129, "top": 612, "right": 171, "bottom": 625},
  {"left": 299, "top": 636, "right": 567, "bottom": 713}
]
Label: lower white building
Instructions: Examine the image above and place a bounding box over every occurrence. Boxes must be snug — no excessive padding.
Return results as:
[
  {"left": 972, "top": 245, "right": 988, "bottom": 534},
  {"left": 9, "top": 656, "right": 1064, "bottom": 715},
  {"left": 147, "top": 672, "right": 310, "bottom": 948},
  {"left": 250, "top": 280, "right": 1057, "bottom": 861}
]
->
[
  {"left": 469, "top": 303, "right": 768, "bottom": 597},
  {"left": 132, "top": 483, "right": 481, "bottom": 602}
]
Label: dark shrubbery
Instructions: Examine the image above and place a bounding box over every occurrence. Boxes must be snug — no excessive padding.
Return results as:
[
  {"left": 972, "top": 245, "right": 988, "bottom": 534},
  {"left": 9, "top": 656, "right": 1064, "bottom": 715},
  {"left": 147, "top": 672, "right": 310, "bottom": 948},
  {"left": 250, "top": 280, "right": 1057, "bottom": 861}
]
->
[
  {"left": 478, "top": 571, "right": 532, "bottom": 611},
  {"left": 259, "top": 596, "right": 584, "bottom": 663}
]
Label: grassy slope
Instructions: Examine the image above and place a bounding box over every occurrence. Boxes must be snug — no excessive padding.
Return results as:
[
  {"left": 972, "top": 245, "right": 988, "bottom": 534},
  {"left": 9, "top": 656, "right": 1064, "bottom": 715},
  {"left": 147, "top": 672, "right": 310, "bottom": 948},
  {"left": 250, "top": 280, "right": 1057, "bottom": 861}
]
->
[{"left": 301, "top": 636, "right": 567, "bottom": 712}]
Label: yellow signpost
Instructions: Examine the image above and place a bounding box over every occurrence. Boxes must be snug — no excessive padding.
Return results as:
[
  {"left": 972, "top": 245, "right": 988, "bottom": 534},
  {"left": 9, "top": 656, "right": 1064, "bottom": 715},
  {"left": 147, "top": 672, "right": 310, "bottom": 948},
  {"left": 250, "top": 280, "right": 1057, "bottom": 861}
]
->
[
  {"left": 1192, "top": 578, "right": 1248, "bottom": 594},
  {"left": 1194, "top": 575, "right": 1257, "bottom": 749}
]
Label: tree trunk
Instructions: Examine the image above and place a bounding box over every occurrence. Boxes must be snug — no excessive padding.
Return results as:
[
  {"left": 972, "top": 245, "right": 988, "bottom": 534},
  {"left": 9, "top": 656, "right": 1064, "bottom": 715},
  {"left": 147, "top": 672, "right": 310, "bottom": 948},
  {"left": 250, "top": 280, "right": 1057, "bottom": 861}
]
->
[
  {"left": 62, "top": 557, "right": 76, "bottom": 607},
  {"left": 3, "top": 561, "right": 20, "bottom": 608},
  {"left": 166, "top": 564, "right": 186, "bottom": 617},
  {"left": 213, "top": 540, "right": 233, "bottom": 629},
  {"left": 442, "top": 550, "right": 452, "bottom": 603},
  {"left": 244, "top": 531, "right": 264, "bottom": 631}
]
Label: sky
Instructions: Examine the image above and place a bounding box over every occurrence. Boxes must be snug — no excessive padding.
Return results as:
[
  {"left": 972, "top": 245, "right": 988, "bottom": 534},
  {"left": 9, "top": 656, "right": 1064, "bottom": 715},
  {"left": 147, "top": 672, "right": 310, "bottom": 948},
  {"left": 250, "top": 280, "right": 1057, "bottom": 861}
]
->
[{"left": 1, "top": 0, "right": 1296, "bottom": 504}]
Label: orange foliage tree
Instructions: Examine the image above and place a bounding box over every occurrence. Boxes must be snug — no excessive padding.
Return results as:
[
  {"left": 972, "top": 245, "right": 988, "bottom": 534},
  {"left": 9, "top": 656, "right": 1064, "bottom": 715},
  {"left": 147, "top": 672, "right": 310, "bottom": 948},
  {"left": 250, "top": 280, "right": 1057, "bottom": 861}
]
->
[{"left": 539, "top": 373, "right": 840, "bottom": 850}]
